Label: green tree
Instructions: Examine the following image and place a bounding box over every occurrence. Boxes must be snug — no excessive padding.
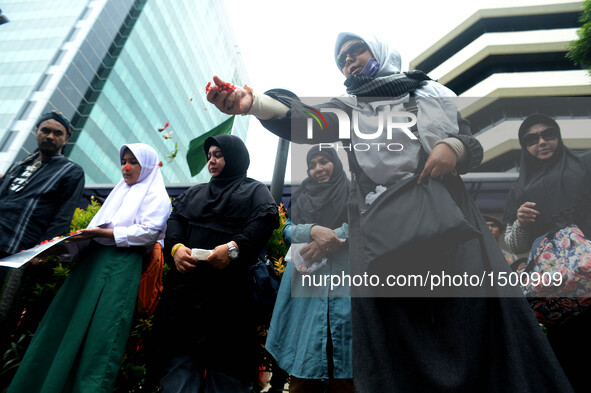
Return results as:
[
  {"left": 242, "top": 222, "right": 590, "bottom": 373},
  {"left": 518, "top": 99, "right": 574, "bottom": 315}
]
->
[{"left": 567, "top": 0, "right": 591, "bottom": 74}]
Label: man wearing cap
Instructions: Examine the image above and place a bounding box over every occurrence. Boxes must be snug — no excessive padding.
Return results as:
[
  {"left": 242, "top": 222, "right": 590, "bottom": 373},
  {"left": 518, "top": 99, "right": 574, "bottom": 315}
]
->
[
  {"left": 0, "top": 111, "right": 84, "bottom": 255},
  {"left": 0, "top": 111, "right": 85, "bottom": 344}
]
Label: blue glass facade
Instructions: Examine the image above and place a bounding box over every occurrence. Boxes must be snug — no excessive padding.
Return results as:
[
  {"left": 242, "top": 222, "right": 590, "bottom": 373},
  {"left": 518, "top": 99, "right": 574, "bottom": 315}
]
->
[
  {"left": 69, "top": 0, "right": 249, "bottom": 183},
  {"left": 0, "top": 0, "right": 87, "bottom": 161},
  {"left": 0, "top": 0, "right": 249, "bottom": 184}
]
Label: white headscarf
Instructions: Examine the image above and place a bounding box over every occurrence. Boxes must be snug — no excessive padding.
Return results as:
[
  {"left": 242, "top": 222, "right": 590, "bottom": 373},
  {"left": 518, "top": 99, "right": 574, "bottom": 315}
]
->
[
  {"left": 334, "top": 32, "right": 401, "bottom": 76},
  {"left": 333, "top": 32, "right": 460, "bottom": 185},
  {"left": 333, "top": 31, "right": 456, "bottom": 100},
  {"left": 88, "top": 143, "right": 171, "bottom": 243}
]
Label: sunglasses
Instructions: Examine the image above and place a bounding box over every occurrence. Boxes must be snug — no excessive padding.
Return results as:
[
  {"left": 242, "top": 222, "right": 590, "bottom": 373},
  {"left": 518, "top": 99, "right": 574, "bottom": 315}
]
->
[
  {"left": 523, "top": 127, "right": 559, "bottom": 147},
  {"left": 337, "top": 41, "right": 369, "bottom": 69}
]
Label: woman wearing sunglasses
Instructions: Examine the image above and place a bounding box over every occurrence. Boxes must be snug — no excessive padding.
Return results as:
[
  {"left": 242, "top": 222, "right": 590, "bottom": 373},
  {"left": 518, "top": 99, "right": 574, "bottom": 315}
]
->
[
  {"left": 207, "top": 34, "right": 573, "bottom": 393},
  {"left": 504, "top": 114, "right": 590, "bottom": 254},
  {"left": 503, "top": 113, "right": 591, "bottom": 392}
]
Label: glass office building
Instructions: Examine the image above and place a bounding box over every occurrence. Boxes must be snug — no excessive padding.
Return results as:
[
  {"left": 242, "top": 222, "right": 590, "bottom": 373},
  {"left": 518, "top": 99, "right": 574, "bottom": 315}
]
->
[
  {"left": 0, "top": 0, "right": 249, "bottom": 184},
  {"left": 0, "top": 0, "right": 88, "bottom": 168}
]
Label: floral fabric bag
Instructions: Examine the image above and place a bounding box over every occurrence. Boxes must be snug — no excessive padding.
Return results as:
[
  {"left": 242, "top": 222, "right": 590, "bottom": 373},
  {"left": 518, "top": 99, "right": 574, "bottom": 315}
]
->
[{"left": 519, "top": 225, "right": 591, "bottom": 325}]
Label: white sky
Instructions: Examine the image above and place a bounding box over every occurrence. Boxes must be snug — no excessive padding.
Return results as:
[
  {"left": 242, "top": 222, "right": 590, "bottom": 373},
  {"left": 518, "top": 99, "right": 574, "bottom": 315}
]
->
[{"left": 222, "top": 0, "right": 578, "bottom": 183}]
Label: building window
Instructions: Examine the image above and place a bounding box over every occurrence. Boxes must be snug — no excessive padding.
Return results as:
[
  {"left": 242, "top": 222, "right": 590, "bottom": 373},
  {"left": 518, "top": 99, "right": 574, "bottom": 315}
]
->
[
  {"left": 19, "top": 101, "right": 35, "bottom": 121},
  {"left": 53, "top": 49, "right": 68, "bottom": 66},
  {"left": 37, "top": 74, "right": 51, "bottom": 91},
  {"left": 0, "top": 130, "right": 17, "bottom": 153}
]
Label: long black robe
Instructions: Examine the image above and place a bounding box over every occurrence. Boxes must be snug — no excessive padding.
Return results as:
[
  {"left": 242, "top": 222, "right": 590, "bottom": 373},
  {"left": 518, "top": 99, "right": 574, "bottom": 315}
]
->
[
  {"left": 503, "top": 115, "right": 591, "bottom": 392},
  {"left": 259, "top": 91, "right": 573, "bottom": 392},
  {"left": 153, "top": 135, "right": 278, "bottom": 384}
]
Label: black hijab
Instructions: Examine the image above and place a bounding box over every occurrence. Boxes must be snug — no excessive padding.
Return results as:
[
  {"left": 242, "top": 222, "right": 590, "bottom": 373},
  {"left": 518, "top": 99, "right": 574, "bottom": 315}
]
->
[
  {"left": 290, "top": 145, "right": 350, "bottom": 229},
  {"left": 174, "top": 134, "right": 276, "bottom": 233},
  {"left": 503, "top": 114, "right": 591, "bottom": 237}
]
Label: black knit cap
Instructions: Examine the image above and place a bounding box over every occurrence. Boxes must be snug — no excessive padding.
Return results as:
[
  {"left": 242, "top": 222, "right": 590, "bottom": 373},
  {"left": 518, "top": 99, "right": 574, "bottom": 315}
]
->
[
  {"left": 483, "top": 215, "right": 504, "bottom": 230},
  {"left": 35, "top": 111, "right": 72, "bottom": 137},
  {"left": 517, "top": 113, "right": 560, "bottom": 149}
]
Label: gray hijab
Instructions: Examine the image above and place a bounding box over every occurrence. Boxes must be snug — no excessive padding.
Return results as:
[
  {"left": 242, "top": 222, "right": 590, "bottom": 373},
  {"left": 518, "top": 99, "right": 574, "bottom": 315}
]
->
[
  {"left": 334, "top": 32, "right": 401, "bottom": 76},
  {"left": 331, "top": 31, "right": 459, "bottom": 186}
]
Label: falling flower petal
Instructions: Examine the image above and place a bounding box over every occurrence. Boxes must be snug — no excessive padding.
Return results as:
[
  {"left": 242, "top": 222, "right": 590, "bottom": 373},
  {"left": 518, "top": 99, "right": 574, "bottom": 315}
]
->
[{"left": 158, "top": 122, "right": 170, "bottom": 132}]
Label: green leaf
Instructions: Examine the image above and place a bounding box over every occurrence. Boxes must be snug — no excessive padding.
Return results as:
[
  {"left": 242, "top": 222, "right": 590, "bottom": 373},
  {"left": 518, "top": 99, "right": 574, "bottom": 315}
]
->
[{"left": 566, "top": 0, "right": 591, "bottom": 74}]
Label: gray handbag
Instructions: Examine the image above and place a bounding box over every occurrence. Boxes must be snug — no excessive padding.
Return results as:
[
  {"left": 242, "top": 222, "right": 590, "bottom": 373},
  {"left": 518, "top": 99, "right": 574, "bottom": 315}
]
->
[{"left": 358, "top": 173, "right": 480, "bottom": 263}]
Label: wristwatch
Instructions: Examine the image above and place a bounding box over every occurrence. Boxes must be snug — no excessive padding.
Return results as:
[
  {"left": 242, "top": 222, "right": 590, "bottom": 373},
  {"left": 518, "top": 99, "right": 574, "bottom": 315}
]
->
[{"left": 227, "top": 242, "right": 239, "bottom": 260}]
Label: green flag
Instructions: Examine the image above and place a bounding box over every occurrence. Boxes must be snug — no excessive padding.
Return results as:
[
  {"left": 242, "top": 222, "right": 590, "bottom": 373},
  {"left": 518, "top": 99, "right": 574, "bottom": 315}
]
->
[{"left": 186, "top": 115, "right": 235, "bottom": 176}]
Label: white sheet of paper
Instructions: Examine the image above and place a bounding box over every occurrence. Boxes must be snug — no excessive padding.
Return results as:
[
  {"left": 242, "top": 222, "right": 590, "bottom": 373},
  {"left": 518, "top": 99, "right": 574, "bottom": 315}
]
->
[{"left": 0, "top": 235, "right": 76, "bottom": 268}]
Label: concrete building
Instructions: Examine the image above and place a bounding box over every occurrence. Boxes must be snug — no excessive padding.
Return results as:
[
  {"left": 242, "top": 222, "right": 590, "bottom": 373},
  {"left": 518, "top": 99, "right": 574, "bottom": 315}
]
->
[
  {"left": 0, "top": 0, "right": 248, "bottom": 184},
  {"left": 410, "top": 1, "right": 591, "bottom": 173}
]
